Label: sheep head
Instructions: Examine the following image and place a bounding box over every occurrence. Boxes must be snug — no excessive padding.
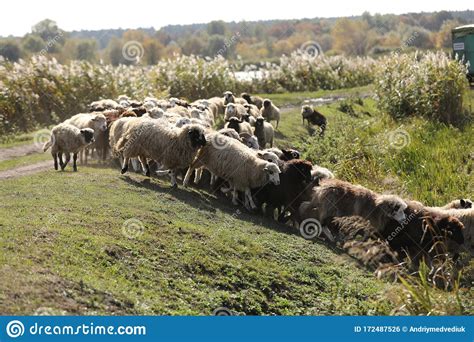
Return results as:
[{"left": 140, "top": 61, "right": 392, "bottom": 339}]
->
[
  {"left": 187, "top": 126, "right": 207, "bottom": 148},
  {"left": 80, "top": 128, "right": 95, "bottom": 144},
  {"left": 263, "top": 162, "right": 281, "bottom": 185},
  {"left": 280, "top": 149, "right": 300, "bottom": 161},
  {"left": 375, "top": 195, "right": 407, "bottom": 223}
]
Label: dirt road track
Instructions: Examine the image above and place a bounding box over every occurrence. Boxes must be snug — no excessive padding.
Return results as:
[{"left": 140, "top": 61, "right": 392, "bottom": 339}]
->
[
  {"left": 0, "top": 143, "right": 42, "bottom": 162},
  {"left": 0, "top": 160, "right": 51, "bottom": 180}
]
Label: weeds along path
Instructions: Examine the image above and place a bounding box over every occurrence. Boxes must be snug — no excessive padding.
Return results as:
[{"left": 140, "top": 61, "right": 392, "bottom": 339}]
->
[
  {"left": 0, "top": 143, "right": 42, "bottom": 162},
  {"left": 0, "top": 160, "right": 51, "bottom": 180}
]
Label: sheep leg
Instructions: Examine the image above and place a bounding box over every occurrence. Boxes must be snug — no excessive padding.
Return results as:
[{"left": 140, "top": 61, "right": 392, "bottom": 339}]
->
[
  {"left": 232, "top": 188, "right": 239, "bottom": 205},
  {"left": 52, "top": 152, "right": 58, "bottom": 170},
  {"left": 210, "top": 173, "right": 217, "bottom": 185},
  {"left": 194, "top": 167, "right": 203, "bottom": 184},
  {"left": 72, "top": 153, "right": 78, "bottom": 172},
  {"left": 131, "top": 158, "right": 140, "bottom": 172},
  {"left": 169, "top": 171, "right": 178, "bottom": 188},
  {"left": 58, "top": 153, "right": 64, "bottom": 169},
  {"left": 183, "top": 168, "right": 194, "bottom": 187},
  {"left": 121, "top": 157, "right": 129, "bottom": 174},
  {"left": 138, "top": 156, "right": 150, "bottom": 177},
  {"left": 61, "top": 153, "right": 71, "bottom": 171},
  {"left": 245, "top": 189, "right": 257, "bottom": 210}
]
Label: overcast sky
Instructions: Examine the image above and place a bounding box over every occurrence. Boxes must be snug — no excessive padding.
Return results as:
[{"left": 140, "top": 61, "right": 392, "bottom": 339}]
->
[{"left": 1, "top": 0, "right": 473, "bottom": 36}]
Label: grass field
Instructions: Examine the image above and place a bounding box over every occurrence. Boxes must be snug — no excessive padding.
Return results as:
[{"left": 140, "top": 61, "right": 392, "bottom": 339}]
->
[{"left": 0, "top": 88, "right": 473, "bottom": 315}]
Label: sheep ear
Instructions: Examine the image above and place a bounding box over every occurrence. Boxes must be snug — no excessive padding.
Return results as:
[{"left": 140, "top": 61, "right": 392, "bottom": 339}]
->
[{"left": 257, "top": 152, "right": 263, "bottom": 157}]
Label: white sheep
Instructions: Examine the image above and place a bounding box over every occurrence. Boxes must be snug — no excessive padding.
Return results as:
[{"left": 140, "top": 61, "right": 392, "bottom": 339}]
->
[
  {"left": 116, "top": 121, "right": 207, "bottom": 187},
  {"left": 224, "top": 103, "right": 247, "bottom": 121},
  {"left": 223, "top": 91, "right": 248, "bottom": 106},
  {"left": 208, "top": 97, "right": 225, "bottom": 116},
  {"left": 89, "top": 99, "right": 122, "bottom": 112},
  {"left": 183, "top": 132, "right": 281, "bottom": 209},
  {"left": 261, "top": 99, "right": 280, "bottom": 129},
  {"left": 43, "top": 123, "right": 95, "bottom": 172},
  {"left": 167, "top": 105, "right": 191, "bottom": 118},
  {"left": 64, "top": 112, "right": 108, "bottom": 164},
  {"left": 244, "top": 103, "right": 261, "bottom": 118},
  {"left": 311, "top": 165, "right": 335, "bottom": 181}
]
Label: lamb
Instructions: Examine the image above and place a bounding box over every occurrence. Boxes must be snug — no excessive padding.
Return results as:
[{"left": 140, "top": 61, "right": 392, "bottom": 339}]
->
[
  {"left": 223, "top": 91, "right": 248, "bottom": 106},
  {"left": 116, "top": 121, "right": 207, "bottom": 187},
  {"left": 64, "top": 112, "right": 108, "bottom": 164},
  {"left": 301, "top": 105, "right": 327, "bottom": 136},
  {"left": 299, "top": 179, "right": 408, "bottom": 235},
  {"left": 261, "top": 99, "right": 280, "bottom": 129},
  {"left": 253, "top": 159, "right": 313, "bottom": 220},
  {"left": 241, "top": 93, "right": 263, "bottom": 109},
  {"left": 224, "top": 117, "right": 253, "bottom": 136},
  {"left": 224, "top": 103, "right": 247, "bottom": 121},
  {"left": 183, "top": 132, "right": 281, "bottom": 209},
  {"left": 254, "top": 117, "right": 274, "bottom": 148},
  {"left": 43, "top": 123, "right": 95, "bottom": 172}
]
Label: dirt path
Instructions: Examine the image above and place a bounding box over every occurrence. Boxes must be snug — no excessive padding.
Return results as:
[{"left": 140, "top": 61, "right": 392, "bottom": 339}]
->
[
  {"left": 0, "top": 160, "right": 51, "bottom": 180},
  {"left": 0, "top": 143, "right": 42, "bottom": 162}
]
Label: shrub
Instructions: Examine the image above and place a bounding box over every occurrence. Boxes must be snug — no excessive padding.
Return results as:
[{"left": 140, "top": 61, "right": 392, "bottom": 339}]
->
[{"left": 374, "top": 52, "right": 470, "bottom": 124}]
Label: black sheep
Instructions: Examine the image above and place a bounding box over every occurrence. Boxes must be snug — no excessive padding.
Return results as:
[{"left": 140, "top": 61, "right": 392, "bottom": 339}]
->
[
  {"left": 301, "top": 105, "right": 327, "bottom": 136},
  {"left": 252, "top": 159, "right": 313, "bottom": 221}
]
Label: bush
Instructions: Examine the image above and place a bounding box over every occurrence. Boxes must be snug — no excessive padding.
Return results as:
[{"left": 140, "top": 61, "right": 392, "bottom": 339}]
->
[{"left": 374, "top": 52, "right": 470, "bottom": 124}]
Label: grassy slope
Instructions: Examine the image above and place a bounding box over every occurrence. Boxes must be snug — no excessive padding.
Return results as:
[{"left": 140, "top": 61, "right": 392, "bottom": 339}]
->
[
  {"left": 0, "top": 88, "right": 473, "bottom": 315},
  {"left": 0, "top": 168, "right": 394, "bottom": 315}
]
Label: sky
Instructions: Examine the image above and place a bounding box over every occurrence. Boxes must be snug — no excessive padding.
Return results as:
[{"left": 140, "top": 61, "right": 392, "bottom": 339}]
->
[{"left": 1, "top": 0, "right": 473, "bottom": 36}]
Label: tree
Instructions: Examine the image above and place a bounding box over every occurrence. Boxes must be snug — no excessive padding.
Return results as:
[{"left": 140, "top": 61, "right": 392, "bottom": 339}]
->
[
  {"left": 143, "top": 39, "right": 164, "bottom": 64},
  {"left": 75, "top": 40, "right": 97, "bottom": 61},
  {"left": 22, "top": 34, "right": 45, "bottom": 53},
  {"left": 436, "top": 20, "right": 460, "bottom": 48},
  {"left": 31, "top": 19, "right": 65, "bottom": 47},
  {"left": 0, "top": 41, "right": 21, "bottom": 61},
  {"left": 207, "top": 21, "right": 226, "bottom": 36},
  {"left": 331, "top": 19, "right": 372, "bottom": 55}
]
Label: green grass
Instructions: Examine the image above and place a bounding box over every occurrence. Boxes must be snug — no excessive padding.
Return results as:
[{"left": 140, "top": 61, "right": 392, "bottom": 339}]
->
[
  {"left": 0, "top": 86, "right": 473, "bottom": 315},
  {"left": 0, "top": 167, "right": 396, "bottom": 315}
]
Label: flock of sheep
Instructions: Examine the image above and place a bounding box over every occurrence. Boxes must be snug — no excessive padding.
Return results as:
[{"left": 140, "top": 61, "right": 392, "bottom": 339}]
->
[{"left": 42, "top": 90, "right": 473, "bottom": 271}]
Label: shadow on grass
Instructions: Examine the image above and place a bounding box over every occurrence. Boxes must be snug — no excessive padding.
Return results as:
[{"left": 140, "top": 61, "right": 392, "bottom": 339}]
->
[{"left": 120, "top": 173, "right": 344, "bottom": 255}]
